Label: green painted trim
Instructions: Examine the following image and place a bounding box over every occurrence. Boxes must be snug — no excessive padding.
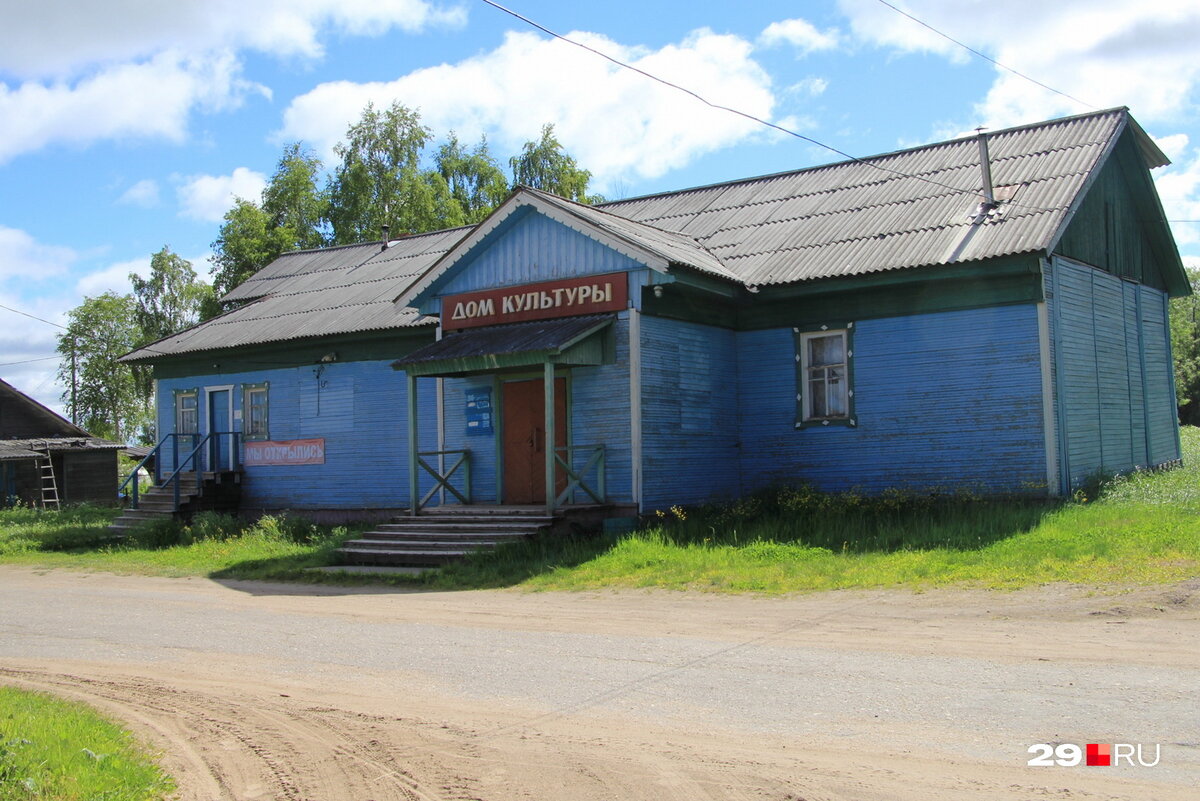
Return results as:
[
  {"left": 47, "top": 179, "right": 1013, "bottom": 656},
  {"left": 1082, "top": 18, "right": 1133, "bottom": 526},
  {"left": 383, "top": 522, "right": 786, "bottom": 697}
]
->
[
  {"left": 400, "top": 325, "right": 610, "bottom": 378},
  {"left": 172, "top": 387, "right": 199, "bottom": 435},
  {"left": 151, "top": 328, "right": 434, "bottom": 379},
  {"left": 643, "top": 262, "right": 1046, "bottom": 330},
  {"left": 793, "top": 322, "right": 857, "bottom": 430}
]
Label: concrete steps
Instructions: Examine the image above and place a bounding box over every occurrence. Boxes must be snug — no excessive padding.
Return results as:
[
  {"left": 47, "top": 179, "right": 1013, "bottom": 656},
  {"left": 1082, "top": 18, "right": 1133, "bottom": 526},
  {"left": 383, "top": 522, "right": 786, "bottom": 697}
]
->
[{"left": 337, "top": 506, "right": 557, "bottom": 568}]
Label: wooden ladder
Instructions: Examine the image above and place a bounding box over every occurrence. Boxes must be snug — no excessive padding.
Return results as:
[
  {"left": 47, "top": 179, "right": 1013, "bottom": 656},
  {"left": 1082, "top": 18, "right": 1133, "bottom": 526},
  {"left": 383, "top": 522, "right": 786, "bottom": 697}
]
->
[{"left": 37, "top": 442, "right": 60, "bottom": 510}]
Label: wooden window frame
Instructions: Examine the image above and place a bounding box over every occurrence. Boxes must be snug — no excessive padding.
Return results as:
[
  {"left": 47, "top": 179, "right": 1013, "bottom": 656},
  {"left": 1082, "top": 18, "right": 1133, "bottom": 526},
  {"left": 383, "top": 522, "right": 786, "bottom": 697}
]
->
[
  {"left": 174, "top": 388, "right": 199, "bottom": 435},
  {"left": 242, "top": 382, "right": 270, "bottom": 441},
  {"left": 794, "top": 323, "right": 856, "bottom": 429}
]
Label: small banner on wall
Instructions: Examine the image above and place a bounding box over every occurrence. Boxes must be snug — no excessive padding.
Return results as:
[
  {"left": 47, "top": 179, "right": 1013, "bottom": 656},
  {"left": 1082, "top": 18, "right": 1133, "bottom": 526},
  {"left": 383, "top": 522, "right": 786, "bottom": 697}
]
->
[{"left": 244, "top": 438, "right": 326, "bottom": 466}]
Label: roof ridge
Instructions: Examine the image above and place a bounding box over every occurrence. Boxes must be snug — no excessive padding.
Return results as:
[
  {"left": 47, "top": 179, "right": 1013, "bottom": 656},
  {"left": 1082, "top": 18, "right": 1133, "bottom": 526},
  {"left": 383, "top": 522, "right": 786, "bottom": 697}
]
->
[{"left": 598, "top": 108, "right": 1127, "bottom": 210}]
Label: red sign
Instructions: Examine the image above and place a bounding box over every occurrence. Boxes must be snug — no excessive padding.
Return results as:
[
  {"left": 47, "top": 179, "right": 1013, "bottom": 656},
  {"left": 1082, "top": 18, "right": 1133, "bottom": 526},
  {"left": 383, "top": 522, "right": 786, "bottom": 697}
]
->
[
  {"left": 244, "top": 439, "right": 325, "bottom": 466},
  {"left": 442, "top": 273, "right": 628, "bottom": 330}
]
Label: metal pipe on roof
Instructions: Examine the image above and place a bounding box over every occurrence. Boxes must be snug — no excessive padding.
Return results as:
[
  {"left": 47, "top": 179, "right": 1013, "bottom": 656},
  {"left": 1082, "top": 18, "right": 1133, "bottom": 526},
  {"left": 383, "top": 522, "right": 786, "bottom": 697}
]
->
[{"left": 976, "top": 129, "right": 995, "bottom": 206}]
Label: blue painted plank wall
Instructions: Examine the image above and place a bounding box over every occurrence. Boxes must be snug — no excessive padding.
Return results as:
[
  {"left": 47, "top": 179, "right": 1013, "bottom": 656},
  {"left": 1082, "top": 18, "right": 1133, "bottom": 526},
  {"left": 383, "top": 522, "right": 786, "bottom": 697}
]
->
[
  {"left": 1048, "top": 256, "right": 1180, "bottom": 488},
  {"left": 156, "top": 359, "right": 438, "bottom": 510},
  {"left": 438, "top": 314, "right": 634, "bottom": 505},
  {"left": 640, "top": 316, "right": 740, "bottom": 510},
  {"left": 736, "top": 305, "right": 1049, "bottom": 495},
  {"left": 436, "top": 212, "right": 649, "bottom": 299}
]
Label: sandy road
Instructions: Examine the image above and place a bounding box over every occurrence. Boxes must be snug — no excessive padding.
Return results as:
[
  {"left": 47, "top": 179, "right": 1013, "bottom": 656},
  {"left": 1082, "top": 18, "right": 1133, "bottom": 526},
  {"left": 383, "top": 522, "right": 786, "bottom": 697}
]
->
[{"left": 1, "top": 567, "right": 1198, "bottom": 800}]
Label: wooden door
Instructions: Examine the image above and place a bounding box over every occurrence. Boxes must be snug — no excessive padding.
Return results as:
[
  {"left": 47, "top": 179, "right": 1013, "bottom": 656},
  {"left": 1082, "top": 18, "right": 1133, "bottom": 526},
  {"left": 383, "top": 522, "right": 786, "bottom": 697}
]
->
[{"left": 502, "top": 378, "right": 567, "bottom": 504}]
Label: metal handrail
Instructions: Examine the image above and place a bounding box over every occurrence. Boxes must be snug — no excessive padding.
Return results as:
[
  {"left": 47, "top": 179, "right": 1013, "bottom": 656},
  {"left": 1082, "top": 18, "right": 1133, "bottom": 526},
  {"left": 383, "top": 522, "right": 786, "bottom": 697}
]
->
[
  {"left": 117, "top": 433, "right": 195, "bottom": 510},
  {"left": 117, "top": 431, "right": 240, "bottom": 511},
  {"left": 414, "top": 449, "right": 471, "bottom": 514},
  {"left": 553, "top": 444, "right": 606, "bottom": 506}
]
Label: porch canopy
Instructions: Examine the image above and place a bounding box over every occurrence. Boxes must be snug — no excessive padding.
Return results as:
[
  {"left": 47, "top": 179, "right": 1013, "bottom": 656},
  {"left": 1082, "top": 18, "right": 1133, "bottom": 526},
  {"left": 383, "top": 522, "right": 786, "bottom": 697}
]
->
[
  {"left": 392, "top": 314, "right": 613, "bottom": 378},
  {"left": 392, "top": 314, "right": 614, "bottom": 513}
]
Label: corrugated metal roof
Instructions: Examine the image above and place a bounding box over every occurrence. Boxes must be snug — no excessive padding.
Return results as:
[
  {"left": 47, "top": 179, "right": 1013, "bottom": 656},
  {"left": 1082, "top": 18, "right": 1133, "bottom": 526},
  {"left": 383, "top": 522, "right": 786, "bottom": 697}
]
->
[
  {"left": 395, "top": 314, "right": 612, "bottom": 367},
  {"left": 127, "top": 108, "right": 1155, "bottom": 361}
]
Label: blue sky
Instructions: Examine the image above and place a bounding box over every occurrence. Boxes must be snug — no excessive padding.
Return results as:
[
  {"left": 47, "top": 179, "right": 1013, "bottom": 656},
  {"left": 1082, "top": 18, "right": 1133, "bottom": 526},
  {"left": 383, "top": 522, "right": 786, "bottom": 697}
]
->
[{"left": 2, "top": 0, "right": 1199, "bottom": 412}]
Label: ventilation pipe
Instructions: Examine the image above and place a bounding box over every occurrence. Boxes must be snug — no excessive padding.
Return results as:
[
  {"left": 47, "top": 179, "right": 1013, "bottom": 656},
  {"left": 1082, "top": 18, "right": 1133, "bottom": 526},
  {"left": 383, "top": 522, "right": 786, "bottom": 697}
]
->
[
  {"left": 381, "top": 224, "right": 391, "bottom": 251},
  {"left": 976, "top": 128, "right": 995, "bottom": 207}
]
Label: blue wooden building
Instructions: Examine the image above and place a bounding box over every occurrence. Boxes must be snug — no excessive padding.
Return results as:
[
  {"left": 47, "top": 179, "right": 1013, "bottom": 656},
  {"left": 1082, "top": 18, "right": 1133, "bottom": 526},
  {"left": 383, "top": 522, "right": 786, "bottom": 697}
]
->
[{"left": 123, "top": 108, "right": 1188, "bottom": 524}]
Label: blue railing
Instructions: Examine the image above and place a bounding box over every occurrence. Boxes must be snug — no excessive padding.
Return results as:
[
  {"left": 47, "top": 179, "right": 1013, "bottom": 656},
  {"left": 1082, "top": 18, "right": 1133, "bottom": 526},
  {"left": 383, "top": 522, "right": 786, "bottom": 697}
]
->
[{"left": 118, "top": 431, "right": 241, "bottom": 511}]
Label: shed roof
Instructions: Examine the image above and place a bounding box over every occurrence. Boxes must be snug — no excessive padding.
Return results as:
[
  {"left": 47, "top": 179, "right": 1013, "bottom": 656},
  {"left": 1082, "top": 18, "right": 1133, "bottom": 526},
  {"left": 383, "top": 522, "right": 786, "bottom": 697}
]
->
[
  {"left": 0, "top": 377, "right": 92, "bottom": 438},
  {"left": 124, "top": 107, "right": 1171, "bottom": 363}
]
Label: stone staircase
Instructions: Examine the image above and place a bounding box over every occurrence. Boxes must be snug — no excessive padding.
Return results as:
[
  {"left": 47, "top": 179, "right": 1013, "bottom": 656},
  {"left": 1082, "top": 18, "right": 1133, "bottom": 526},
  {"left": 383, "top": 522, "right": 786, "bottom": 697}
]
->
[
  {"left": 108, "top": 471, "right": 240, "bottom": 535},
  {"left": 336, "top": 506, "right": 559, "bottom": 568}
]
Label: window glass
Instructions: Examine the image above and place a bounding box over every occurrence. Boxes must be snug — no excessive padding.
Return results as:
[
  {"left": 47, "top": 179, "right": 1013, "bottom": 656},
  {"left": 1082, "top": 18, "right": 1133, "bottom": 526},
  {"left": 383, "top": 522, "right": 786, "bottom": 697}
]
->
[
  {"left": 243, "top": 384, "right": 269, "bottom": 440},
  {"left": 797, "top": 328, "right": 853, "bottom": 426},
  {"left": 176, "top": 391, "right": 198, "bottom": 434}
]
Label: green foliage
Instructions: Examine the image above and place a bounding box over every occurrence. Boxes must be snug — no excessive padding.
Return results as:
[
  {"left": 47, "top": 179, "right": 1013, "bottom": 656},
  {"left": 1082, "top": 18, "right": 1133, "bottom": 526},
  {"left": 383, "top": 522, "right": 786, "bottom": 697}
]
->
[
  {"left": 0, "top": 504, "right": 120, "bottom": 555},
  {"left": 262, "top": 143, "right": 327, "bottom": 250},
  {"left": 0, "top": 686, "right": 173, "bottom": 801},
  {"left": 206, "top": 199, "right": 296, "bottom": 317},
  {"left": 326, "top": 101, "right": 448, "bottom": 243},
  {"left": 436, "top": 134, "right": 510, "bottom": 225},
  {"left": 55, "top": 293, "right": 144, "bottom": 441},
  {"left": 1170, "top": 267, "right": 1200, "bottom": 424},
  {"left": 509, "top": 124, "right": 603, "bottom": 204}
]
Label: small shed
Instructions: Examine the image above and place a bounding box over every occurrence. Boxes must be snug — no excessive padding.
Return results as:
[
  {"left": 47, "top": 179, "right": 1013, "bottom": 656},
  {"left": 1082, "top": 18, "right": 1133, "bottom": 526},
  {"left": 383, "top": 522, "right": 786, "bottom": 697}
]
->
[{"left": 0, "top": 378, "right": 124, "bottom": 507}]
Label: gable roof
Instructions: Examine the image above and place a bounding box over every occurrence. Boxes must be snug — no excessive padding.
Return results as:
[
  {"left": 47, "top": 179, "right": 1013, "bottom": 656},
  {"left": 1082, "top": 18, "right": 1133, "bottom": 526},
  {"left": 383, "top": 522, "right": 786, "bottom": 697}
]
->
[
  {"left": 124, "top": 107, "right": 1175, "bottom": 363},
  {"left": 0, "top": 378, "right": 91, "bottom": 439}
]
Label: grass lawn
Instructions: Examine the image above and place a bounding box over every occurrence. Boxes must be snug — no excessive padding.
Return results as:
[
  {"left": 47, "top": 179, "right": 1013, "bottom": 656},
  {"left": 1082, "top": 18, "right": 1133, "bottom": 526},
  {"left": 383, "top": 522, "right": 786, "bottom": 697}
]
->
[
  {"left": 1, "top": 430, "right": 1199, "bottom": 593},
  {"left": 0, "top": 686, "right": 173, "bottom": 801}
]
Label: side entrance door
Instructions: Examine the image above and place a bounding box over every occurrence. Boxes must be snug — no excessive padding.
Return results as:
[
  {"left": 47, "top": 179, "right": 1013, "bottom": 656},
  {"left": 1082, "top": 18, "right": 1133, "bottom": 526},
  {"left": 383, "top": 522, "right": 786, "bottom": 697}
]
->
[
  {"left": 206, "top": 388, "right": 232, "bottom": 471},
  {"left": 502, "top": 378, "right": 567, "bottom": 504}
]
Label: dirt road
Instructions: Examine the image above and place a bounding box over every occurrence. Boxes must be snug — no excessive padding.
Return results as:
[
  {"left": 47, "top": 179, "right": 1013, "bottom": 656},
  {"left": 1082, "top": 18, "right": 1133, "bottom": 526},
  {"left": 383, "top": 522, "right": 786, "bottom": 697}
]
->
[{"left": 1, "top": 567, "right": 1197, "bottom": 800}]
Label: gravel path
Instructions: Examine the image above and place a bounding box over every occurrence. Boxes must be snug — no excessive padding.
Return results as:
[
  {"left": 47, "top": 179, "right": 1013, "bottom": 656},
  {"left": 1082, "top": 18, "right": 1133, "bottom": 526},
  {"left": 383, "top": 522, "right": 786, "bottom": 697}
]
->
[{"left": 1, "top": 566, "right": 1197, "bottom": 800}]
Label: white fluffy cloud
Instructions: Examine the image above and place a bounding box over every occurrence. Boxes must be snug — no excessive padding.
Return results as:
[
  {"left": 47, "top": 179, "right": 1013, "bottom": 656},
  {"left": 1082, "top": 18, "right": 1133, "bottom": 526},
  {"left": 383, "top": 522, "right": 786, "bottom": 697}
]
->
[
  {"left": 0, "top": 0, "right": 465, "bottom": 79},
  {"left": 118, "top": 179, "right": 161, "bottom": 208},
  {"left": 0, "top": 1, "right": 463, "bottom": 164},
  {"left": 836, "top": 0, "right": 1200, "bottom": 129},
  {"left": 280, "top": 28, "right": 776, "bottom": 189},
  {"left": 0, "top": 226, "right": 75, "bottom": 284},
  {"left": 74, "top": 257, "right": 147, "bottom": 298},
  {"left": 760, "top": 19, "right": 841, "bottom": 55},
  {"left": 177, "top": 167, "right": 267, "bottom": 222},
  {"left": 0, "top": 50, "right": 259, "bottom": 165},
  {"left": 1155, "top": 140, "right": 1200, "bottom": 249}
]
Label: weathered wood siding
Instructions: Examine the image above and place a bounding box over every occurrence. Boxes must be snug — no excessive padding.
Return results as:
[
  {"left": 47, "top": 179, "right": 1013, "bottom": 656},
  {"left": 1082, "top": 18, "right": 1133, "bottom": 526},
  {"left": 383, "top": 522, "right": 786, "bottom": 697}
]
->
[
  {"left": 61, "top": 450, "right": 117, "bottom": 505},
  {"left": 640, "top": 316, "right": 740, "bottom": 510},
  {"left": 157, "top": 358, "right": 438, "bottom": 511},
  {"left": 736, "top": 305, "right": 1048, "bottom": 494},
  {"left": 1055, "top": 131, "right": 1176, "bottom": 292},
  {"left": 435, "top": 212, "right": 650, "bottom": 301},
  {"left": 438, "top": 314, "right": 634, "bottom": 505},
  {"left": 1047, "top": 256, "right": 1180, "bottom": 489}
]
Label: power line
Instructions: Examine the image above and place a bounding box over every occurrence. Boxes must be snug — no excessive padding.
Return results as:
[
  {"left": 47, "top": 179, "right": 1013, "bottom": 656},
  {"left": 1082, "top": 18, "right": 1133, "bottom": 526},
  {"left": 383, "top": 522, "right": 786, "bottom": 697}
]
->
[
  {"left": 0, "top": 355, "right": 59, "bottom": 368},
  {"left": 478, "top": 0, "right": 1062, "bottom": 214},
  {"left": 871, "top": 0, "right": 1096, "bottom": 111},
  {"left": 0, "top": 302, "right": 67, "bottom": 330}
]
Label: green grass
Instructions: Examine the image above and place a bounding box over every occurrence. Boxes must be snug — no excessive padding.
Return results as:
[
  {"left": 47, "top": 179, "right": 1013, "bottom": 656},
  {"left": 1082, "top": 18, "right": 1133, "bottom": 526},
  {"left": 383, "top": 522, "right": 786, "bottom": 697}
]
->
[
  {"left": 2, "top": 431, "right": 1200, "bottom": 593},
  {"left": 0, "top": 686, "right": 173, "bottom": 801}
]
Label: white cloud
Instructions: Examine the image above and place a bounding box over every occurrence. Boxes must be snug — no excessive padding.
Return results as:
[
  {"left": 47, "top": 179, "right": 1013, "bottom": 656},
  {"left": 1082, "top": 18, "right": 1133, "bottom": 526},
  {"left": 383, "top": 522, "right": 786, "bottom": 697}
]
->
[
  {"left": 0, "top": 226, "right": 75, "bottom": 284},
  {"left": 0, "top": 0, "right": 466, "bottom": 79},
  {"left": 118, "top": 179, "right": 161, "bottom": 208},
  {"left": 787, "top": 77, "right": 829, "bottom": 97},
  {"left": 280, "top": 28, "right": 777, "bottom": 190},
  {"left": 177, "top": 167, "right": 267, "bottom": 222},
  {"left": 74, "top": 257, "right": 147, "bottom": 297},
  {"left": 836, "top": 0, "right": 1200, "bottom": 130},
  {"left": 760, "top": 19, "right": 841, "bottom": 55},
  {"left": 0, "top": 50, "right": 260, "bottom": 165},
  {"left": 1155, "top": 143, "right": 1200, "bottom": 250}
]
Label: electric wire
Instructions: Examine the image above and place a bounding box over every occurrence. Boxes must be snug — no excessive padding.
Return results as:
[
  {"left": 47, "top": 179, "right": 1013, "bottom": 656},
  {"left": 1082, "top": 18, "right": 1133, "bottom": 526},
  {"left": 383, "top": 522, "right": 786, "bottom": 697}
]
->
[
  {"left": 871, "top": 0, "right": 1097, "bottom": 111},
  {"left": 479, "top": 0, "right": 1066, "bottom": 215}
]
